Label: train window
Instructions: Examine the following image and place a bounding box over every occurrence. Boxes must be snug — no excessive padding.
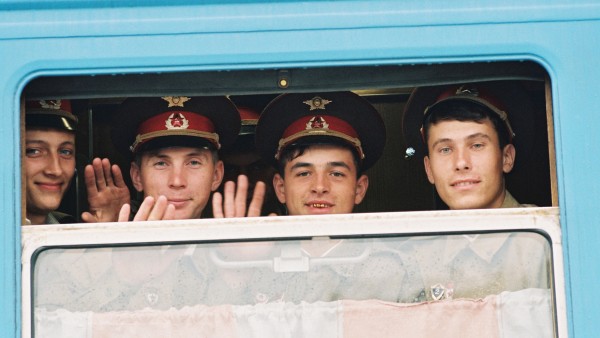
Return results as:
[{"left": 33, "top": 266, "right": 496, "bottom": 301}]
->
[
  {"left": 23, "top": 209, "right": 561, "bottom": 337},
  {"left": 22, "top": 61, "right": 555, "bottom": 220},
  {"left": 21, "top": 61, "right": 564, "bottom": 336}
]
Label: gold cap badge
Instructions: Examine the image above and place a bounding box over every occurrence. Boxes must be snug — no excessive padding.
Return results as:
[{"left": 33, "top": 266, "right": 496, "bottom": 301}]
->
[
  {"left": 161, "top": 96, "right": 191, "bottom": 108},
  {"left": 303, "top": 96, "right": 331, "bottom": 111}
]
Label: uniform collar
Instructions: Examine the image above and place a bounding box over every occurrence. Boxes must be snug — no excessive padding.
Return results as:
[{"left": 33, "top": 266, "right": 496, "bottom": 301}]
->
[
  {"left": 45, "top": 213, "right": 60, "bottom": 224},
  {"left": 442, "top": 190, "right": 520, "bottom": 264}
]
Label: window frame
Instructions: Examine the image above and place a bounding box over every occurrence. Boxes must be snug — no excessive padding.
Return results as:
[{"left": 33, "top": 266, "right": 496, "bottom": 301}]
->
[{"left": 22, "top": 206, "right": 566, "bottom": 337}]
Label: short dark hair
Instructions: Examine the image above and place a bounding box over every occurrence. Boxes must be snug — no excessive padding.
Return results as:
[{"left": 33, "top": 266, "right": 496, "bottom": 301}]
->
[
  {"left": 276, "top": 138, "right": 362, "bottom": 178},
  {"left": 422, "top": 99, "right": 511, "bottom": 154}
]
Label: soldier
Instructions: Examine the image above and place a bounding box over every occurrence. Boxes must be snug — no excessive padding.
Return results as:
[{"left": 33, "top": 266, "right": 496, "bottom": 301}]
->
[
  {"left": 213, "top": 91, "right": 386, "bottom": 217},
  {"left": 35, "top": 96, "right": 243, "bottom": 312},
  {"left": 400, "top": 81, "right": 550, "bottom": 302},
  {"left": 403, "top": 81, "right": 536, "bottom": 210},
  {"left": 111, "top": 95, "right": 241, "bottom": 221},
  {"left": 206, "top": 92, "right": 411, "bottom": 305},
  {"left": 24, "top": 99, "right": 78, "bottom": 225}
]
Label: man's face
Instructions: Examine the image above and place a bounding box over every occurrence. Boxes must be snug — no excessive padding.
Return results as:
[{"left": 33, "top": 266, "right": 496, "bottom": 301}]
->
[
  {"left": 273, "top": 145, "right": 368, "bottom": 216},
  {"left": 423, "top": 119, "right": 515, "bottom": 210},
  {"left": 25, "top": 129, "right": 76, "bottom": 221},
  {"left": 130, "top": 147, "right": 224, "bottom": 220}
]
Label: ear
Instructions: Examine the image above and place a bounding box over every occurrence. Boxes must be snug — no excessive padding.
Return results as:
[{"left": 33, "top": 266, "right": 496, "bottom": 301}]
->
[
  {"left": 130, "top": 162, "right": 144, "bottom": 192},
  {"left": 211, "top": 160, "right": 225, "bottom": 191},
  {"left": 354, "top": 174, "right": 369, "bottom": 205},
  {"left": 502, "top": 144, "right": 516, "bottom": 174},
  {"left": 273, "top": 173, "right": 286, "bottom": 204},
  {"left": 424, "top": 156, "right": 435, "bottom": 184}
]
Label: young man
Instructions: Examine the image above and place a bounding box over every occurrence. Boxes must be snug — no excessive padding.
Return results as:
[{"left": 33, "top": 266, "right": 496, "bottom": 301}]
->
[
  {"left": 24, "top": 99, "right": 78, "bottom": 225},
  {"left": 110, "top": 95, "right": 241, "bottom": 221},
  {"left": 207, "top": 92, "right": 411, "bottom": 305},
  {"left": 25, "top": 99, "right": 140, "bottom": 225},
  {"left": 213, "top": 91, "right": 386, "bottom": 218},
  {"left": 35, "top": 96, "right": 242, "bottom": 311},
  {"left": 404, "top": 82, "right": 534, "bottom": 210},
  {"left": 400, "top": 82, "right": 549, "bottom": 302}
]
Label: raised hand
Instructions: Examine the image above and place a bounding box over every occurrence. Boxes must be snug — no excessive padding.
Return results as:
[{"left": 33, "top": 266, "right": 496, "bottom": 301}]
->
[
  {"left": 81, "top": 158, "right": 131, "bottom": 223},
  {"left": 118, "top": 195, "right": 176, "bottom": 222},
  {"left": 212, "top": 174, "right": 272, "bottom": 218}
]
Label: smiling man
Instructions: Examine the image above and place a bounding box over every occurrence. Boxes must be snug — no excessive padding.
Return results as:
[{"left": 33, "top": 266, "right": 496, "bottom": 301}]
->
[
  {"left": 398, "top": 82, "right": 549, "bottom": 302},
  {"left": 111, "top": 96, "right": 241, "bottom": 221},
  {"left": 421, "top": 88, "right": 518, "bottom": 210},
  {"left": 417, "top": 85, "right": 523, "bottom": 210},
  {"left": 24, "top": 99, "right": 78, "bottom": 225},
  {"left": 255, "top": 91, "right": 386, "bottom": 216}
]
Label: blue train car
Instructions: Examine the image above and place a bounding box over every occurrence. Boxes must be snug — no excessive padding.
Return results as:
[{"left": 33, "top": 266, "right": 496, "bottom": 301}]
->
[{"left": 2, "top": 0, "right": 599, "bottom": 336}]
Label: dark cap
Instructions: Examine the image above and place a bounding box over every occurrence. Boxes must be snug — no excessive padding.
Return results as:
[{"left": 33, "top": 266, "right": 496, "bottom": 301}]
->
[
  {"left": 402, "top": 81, "right": 534, "bottom": 160},
  {"left": 237, "top": 106, "right": 259, "bottom": 136},
  {"left": 256, "top": 91, "right": 386, "bottom": 171},
  {"left": 26, "top": 99, "right": 78, "bottom": 132},
  {"left": 111, "top": 96, "right": 241, "bottom": 157}
]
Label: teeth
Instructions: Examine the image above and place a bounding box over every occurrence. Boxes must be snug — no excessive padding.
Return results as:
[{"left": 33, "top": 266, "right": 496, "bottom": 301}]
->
[
  {"left": 311, "top": 203, "right": 328, "bottom": 208},
  {"left": 454, "top": 181, "right": 474, "bottom": 187}
]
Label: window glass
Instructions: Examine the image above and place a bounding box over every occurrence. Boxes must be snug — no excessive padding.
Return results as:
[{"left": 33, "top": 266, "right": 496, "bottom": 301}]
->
[{"left": 33, "top": 231, "right": 554, "bottom": 337}]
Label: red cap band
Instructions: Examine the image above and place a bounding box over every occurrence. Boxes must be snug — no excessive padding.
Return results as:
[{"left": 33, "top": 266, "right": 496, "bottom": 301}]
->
[
  {"left": 276, "top": 115, "right": 363, "bottom": 160},
  {"left": 131, "top": 110, "right": 219, "bottom": 153}
]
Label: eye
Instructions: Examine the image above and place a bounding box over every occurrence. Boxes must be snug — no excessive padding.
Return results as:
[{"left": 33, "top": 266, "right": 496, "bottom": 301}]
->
[
  {"left": 25, "top": 148, "right": 42, "bottom": 157},
  {"left": 471, "top": 143, "right": 485, "bottom": 150},
  {"left": 330, "top": 171, "right": 345, "bottom": 178},
  {"left": 153, "top": 160, "right": 168, "bottom": 168},
  {"left": 58, "top": 148, "right": 74, "bottom": 158},
  {"left": 296, "top": 171, "right": 310, "bottom": 177},
  {"left": 439, "top": 147, "right": 452, "bottom": 155},
  {"left": 188, "top": 159, "right": 203, "bottom": 167}
]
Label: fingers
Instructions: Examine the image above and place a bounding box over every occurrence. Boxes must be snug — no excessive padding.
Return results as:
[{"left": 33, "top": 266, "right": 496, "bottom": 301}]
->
[
  {"left": 80, "top": 211, "right": 96, "bottom": 223},
  {"left": 83, "top": 164, "right": 99, "bottom": 195},
  {"left": 84, "top": 158, "right": 110, "bottom": 193},
  {"left": 118, "top": 204, "right": 131, "bottom": 222},
  {"left": 133, "top": 195, "right": 172, "bottom": 221},
  {"left": 234, "top": 175, "right": 249, "bottom": 217},
  {"left": 247, "top": 181, "right": 266, "bottom": 217},
  {"left": 223, "top": 180, "right": 237, "bottom": 218},
  {"left": 92, "top": 157, "right": 106, "bottom": 189},
  {"left": 111, "top": 163, "right": 127, "bottom": 188},
  {"left": 101, "top": 158, "right": 114, "bottom": 186},
  {"left": 213, "top": 175, "right": 267, "bottom": 218},
  {"left": 212, "top": 192, "right": 225, "bottom": 218}
]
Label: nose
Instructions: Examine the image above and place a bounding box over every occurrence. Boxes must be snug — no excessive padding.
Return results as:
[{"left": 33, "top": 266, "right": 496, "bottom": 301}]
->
[
  {"left": 168, "top": 165, "right": 187, "bottom": 188},
  {"left": 454, "top": 148, "right": 471, "bottom": 171},
  {"left": 43, "top": 153, "right": 64, "bottom": 177},
  {"left": 311, "top": 172, "right": 330, "bottom": 194}
]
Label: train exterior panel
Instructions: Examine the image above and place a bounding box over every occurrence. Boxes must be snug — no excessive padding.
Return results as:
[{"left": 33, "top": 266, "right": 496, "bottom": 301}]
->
[{"left": 2, "top": 0, "right": 599, "bottom": 336}]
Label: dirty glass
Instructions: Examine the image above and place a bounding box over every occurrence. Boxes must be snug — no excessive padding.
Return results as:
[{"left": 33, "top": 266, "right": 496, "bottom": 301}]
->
[{"left": 33, "top": 232, "right": 554, "bottom": 337}]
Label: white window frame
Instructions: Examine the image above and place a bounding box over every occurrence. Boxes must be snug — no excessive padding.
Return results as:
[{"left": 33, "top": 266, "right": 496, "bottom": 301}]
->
[{"left": 21, "top": 207, "right": 566, "bottom": 337}]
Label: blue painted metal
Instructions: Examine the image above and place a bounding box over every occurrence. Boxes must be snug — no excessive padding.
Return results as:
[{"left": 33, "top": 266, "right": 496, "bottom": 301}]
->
[{"left": 2, "top": 0, "right": 600, "bottom": 336}]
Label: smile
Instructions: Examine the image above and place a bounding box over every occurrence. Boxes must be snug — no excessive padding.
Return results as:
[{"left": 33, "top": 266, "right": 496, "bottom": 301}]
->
[
  {"left": 308, "top": 203, "right": 332, "bottom": 208},
  {"left": 451, "top": 179, "right": 480, "bottom": 188}
]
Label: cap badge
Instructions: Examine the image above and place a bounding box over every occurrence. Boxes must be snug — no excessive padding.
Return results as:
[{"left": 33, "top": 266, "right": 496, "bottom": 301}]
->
[
  {"left": 455, "top": 86, "right": 479, "bottom": 97},
  {"left": 165, "top": 112, "right": 190, "bottom": 130},
  {"left": 303, "top": 96, "right": 331, "bottom": 111},
  {"left": 39, "top": 100, "right": 62, "bottom": 110},
  {"left": 305, "top": 116, "right": 329, "bottom": 130},
  {"left": 161, "top": 96, "right": 191, "bottom": 108}
]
